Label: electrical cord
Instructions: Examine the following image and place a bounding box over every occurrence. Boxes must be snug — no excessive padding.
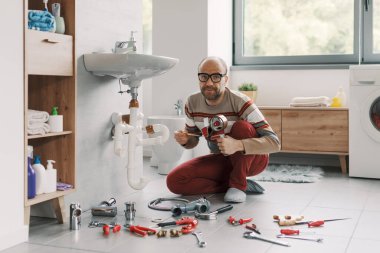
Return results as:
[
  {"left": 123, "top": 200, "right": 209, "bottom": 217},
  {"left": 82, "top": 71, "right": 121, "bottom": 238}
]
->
[{"left": 148, "top": 197, "right": 189, "bottom": 211}]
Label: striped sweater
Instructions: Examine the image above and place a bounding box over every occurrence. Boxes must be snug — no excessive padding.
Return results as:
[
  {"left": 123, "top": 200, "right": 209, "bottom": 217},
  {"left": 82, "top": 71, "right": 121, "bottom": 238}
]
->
[{"left": 184, "top": 87, "right": 280, "bottom": 154}]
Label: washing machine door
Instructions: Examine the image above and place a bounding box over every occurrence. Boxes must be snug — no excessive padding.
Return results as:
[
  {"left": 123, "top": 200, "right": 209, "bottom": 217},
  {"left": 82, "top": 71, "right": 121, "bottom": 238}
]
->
[{"left": 361, "top": 90, "right": 380, "bottom": 142}]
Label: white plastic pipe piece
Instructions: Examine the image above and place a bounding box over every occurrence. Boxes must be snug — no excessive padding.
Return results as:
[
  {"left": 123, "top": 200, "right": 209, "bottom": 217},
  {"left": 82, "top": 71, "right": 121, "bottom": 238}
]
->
[
  {"left": 142, "top": 124, "right": 170, "bottom": 146},
  {"left": 114, "top": 122, "right": 133, "bottom": 157},
  {"left": 125, "top": 107, "right": 150, "bottom": 190}
]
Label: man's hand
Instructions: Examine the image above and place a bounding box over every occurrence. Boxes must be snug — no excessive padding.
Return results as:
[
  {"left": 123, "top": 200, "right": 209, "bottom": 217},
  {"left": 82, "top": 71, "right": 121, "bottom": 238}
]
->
[
  {"left": 216, "top": 136, "right": 244, "bottom": 155},
  {"left": 174, "top": 130, "right": 190, "bottom": 146}
]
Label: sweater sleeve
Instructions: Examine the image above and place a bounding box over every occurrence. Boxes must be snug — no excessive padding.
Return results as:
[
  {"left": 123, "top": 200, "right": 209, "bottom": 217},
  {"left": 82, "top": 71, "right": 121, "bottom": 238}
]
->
[
  {"left": 238, "top": 101, "right": 280, "bottom": 154},
  {"left": 182, "top": 98, "right": 201, "bottom": 149}
]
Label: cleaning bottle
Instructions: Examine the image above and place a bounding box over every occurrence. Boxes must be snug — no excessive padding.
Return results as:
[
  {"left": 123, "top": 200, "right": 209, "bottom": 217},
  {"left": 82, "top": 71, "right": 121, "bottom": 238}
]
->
[
  {"left": 52, "top": 3, "right": 65, "bottom": 34},
  {"left": 48, "top": 106, "right": 63, "bottom": 132},
  {"left": 45, "top": 160, "right": 57, "bottom": 193},
  {"left": 27, "top": 147, "right": 36, "bottom": 199},
  {"left": 32, "top": 155, "right": 46, "bottom": 195},
  {"left": 335, "top": 86, "right": 347, "bottom": 107}
]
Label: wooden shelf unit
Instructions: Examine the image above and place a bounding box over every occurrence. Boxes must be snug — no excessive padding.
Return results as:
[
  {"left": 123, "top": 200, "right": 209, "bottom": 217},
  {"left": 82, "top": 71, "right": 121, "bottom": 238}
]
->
[
  {"left": 24, "top": 0, "right": 76, "bottom": 225},
  {"left": 260, "top": 106, "right": 349, "bottom": 174}
]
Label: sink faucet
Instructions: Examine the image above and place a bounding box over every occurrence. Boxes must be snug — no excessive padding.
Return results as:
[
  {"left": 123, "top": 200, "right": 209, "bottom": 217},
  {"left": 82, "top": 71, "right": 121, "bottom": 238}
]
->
[
  {"left": 174, "top": 99, "right": 183, "bottom": 116},
  {"left": 114, "top": 31, "right": 137, "bottom": 54}
]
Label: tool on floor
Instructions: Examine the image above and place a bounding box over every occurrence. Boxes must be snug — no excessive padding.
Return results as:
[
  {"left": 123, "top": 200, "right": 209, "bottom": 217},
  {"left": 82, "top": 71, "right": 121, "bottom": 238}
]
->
[
  {"left": 276, "top": 218, "right": 351, "bottom": 227},
  {"left": 69, "top": 202, "right": 82, "bottom": 230},
  {"left": 192, "top": 231, "right": 207, "bottom": 248},
  {"left": 91, "top": 197, "right": 117, "bottom": 217},
  {"left": 228, "top": 216, "right": 253, "bottom": 226},
  {"left": 277, "top": 234, "right": 323, "bottom": 243},
  {"left": 156, "top": 217, "right": 198, "bottom": 234},
  {"left": 124, "top": 201, "right": 136, "bottom": 221},
  {"left": 273, "top": 215, "right": 304, "bottom": 226},
  {"left": 156, "top": 229, "right": 168, "bottom": 238},
  {"left": 88, "top": 221, "right": 107, "bottom": 228},
  {"left": 243, "top": 231, "right": 290, "bottom": 247},
  {"left": 171, "top": 197, "right": 211, "bottom": 217},
  {"left": 170, "top": 229, "right": 182, "bottom": 237},
  {"left": 245, "top": 223, "right": 261, "bottom": 234},
  {"left": 194, "top": 204, "right": 233, "bottom": 220},
  {"left": 124, "top": 224, "right": 157, "bottom": 237},
  {"left": 148, "top": 197, "right": 190, "bottom": 211},
  {"left": 279, "top": 229, "right": 315, "bottom": 235},
  {"left": 103, "top": 222, "right": 121, "bottom": 235}
]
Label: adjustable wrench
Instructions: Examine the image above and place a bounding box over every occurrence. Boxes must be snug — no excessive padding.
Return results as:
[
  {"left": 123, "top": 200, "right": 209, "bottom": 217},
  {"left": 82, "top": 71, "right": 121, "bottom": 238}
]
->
[
  {"left": 192, "top": 231, "right": 207, "bottom": 247},
  {"left": 244, "top": 232, "right": 290, "bottom": 247}
]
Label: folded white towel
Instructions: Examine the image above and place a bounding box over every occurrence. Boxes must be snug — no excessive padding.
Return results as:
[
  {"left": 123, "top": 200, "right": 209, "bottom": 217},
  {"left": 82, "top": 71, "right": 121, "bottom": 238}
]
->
[
  {"left": 27, "top": 122, "right": 50, "bottom": 135},
  {"left": 289, "top": 102, "right": 329, "bottom": 107},
  {"left": 291, "top": 96, "right": 330, "bottom": 104},
  {"left": 28, "top": 109, "right": 49, "bottom": 124}
]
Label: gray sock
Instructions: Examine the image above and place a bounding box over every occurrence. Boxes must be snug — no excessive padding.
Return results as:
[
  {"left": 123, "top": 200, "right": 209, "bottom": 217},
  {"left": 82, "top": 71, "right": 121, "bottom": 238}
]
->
[
  {"left": 246, "top": 179, "right": 265, "bottom": 194},
  {"left": 224, "top": 188, "right": 246, "bottom": 203}
]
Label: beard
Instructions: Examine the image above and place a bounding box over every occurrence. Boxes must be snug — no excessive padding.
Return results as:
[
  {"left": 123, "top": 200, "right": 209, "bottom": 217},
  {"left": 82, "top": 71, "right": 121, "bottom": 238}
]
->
[{"left": 201, "top": 86, "right": 222, "bottom": 101}]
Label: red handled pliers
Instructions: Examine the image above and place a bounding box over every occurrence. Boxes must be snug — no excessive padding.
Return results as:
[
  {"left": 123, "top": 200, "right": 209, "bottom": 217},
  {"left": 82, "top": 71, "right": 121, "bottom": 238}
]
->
[
  {"left": 102, "top": 223, "right": 121, "bottom": 235},
  {"left": 228, "top": 216, "right": 253, "bottom": 226},
  {"left": 126, "top": 225, "right": 157, "bottom": 237}
]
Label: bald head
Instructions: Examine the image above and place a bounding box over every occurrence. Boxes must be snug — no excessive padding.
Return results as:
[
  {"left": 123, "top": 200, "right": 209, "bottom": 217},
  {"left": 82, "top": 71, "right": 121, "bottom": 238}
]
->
[{"left": 198, "top": 57, "right": 228, "bottom": 74}]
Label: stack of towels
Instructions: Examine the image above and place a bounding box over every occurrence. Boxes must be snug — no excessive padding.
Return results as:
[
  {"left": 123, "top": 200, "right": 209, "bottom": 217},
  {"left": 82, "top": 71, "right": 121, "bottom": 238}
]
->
[
  {"left": 28, "top": 109, "right": 50, "bottom": 135},
  {"left": 289, "top": 96, "right": 331, "bottom": 107},
  {"left": 28, "top": 10, "right": 56, "bottom": 32}
]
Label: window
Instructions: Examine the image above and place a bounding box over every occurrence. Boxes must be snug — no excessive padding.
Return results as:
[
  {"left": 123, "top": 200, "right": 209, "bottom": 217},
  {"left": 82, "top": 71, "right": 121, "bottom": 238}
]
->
[{"left": 234, "top": 0, "right": 380, "bottom": 66}]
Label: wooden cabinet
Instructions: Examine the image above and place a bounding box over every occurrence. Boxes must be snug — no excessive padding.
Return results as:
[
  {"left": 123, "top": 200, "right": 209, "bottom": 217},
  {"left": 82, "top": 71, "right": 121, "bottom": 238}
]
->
[
  {"left": 24, "top": 0, "right": 76, "bottom": 224},
  {"left": 260, "top": 107, "right": 348, "bottom": 174}
]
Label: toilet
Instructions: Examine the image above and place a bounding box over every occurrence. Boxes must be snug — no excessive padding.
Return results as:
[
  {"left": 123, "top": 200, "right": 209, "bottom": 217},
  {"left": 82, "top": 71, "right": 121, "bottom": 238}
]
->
[{"left": 147, "top": 115, "right": 192, "bottom": 174}]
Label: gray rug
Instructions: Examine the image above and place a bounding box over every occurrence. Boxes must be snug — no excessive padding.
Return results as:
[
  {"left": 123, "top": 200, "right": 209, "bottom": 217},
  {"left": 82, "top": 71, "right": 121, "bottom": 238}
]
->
[{"left": 250, "top": 164, "right": 324, "bottom": 183}]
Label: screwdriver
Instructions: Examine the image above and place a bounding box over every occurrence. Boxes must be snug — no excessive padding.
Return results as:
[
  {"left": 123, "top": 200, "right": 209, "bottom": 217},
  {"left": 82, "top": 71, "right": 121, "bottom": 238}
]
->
[
  {"left": 280, "top": 229, "right": 315, "bottom": 235},
  {"left": 292, "top": 218, "right": 351, "bottom": 227}
]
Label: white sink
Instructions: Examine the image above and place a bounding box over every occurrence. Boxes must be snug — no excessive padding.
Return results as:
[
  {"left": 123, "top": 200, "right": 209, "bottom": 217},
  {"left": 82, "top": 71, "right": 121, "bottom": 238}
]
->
[{"left": 83, "top": 53, "right": 179, "bottom": 80}]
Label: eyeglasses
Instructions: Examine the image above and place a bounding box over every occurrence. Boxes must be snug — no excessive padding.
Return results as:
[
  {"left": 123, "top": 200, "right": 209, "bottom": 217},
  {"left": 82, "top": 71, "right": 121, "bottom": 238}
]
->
[{"left": 198, "top": 73, "right": 226, "bottom": 83}]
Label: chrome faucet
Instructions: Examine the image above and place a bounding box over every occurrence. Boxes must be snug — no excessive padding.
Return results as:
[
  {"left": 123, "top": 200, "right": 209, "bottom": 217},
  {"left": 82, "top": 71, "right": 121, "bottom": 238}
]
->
[
  {"left": 174, "top": 99, "right": 183, "bottom": 116},
  {"left": 114, "top": 31, "right": 137, "bottom": 53}
]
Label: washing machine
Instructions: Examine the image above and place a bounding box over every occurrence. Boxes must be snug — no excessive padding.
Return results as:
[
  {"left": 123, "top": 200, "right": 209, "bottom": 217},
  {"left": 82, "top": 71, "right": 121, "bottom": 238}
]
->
[{"left": 349, "top": 65, "right": 380, "bottom": 178}]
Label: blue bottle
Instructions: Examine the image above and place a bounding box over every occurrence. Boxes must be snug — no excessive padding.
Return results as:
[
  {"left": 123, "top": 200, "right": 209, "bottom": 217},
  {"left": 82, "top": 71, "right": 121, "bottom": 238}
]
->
[{"left": 28, "top": 156, "right": 36, "bottom": 199}]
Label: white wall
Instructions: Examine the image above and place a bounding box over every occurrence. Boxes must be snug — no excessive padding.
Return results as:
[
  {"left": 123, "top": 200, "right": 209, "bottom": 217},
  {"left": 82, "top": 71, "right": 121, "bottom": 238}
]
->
[
  {"left": 150, "top": 0, "right": 232, "bottom": 117},
  {"left": 0, "top": 0, "right": 28, "bottom": 250}
]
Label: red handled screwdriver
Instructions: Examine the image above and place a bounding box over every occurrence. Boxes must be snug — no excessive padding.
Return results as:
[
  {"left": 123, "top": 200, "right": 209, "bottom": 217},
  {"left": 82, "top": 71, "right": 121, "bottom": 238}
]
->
[
  {"left": 280, "top": 229, "right": 315, "bottom": 235},
  {"left": 292, "top": 218, "right": 351, "bottom": 227}
]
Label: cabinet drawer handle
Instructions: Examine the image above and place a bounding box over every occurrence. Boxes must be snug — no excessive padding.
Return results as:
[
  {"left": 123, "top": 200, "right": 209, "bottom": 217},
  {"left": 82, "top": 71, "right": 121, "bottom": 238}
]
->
[
  {"left": 358, "top": 80, "right": 375, "bottom": 85},
  {"left": 43, "top": 38, "right": 60, "bottom": 44}
]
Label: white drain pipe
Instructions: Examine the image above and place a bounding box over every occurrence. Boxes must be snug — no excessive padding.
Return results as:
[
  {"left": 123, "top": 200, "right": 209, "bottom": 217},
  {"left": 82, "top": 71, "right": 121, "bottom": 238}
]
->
[{"left": 112, "top": 109, "right": 169, "bottom": 190}]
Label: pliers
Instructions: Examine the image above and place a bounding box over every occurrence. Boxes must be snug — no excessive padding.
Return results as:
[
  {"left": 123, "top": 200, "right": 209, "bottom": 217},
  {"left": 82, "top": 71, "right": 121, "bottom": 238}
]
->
[
  {"left": 88, "top": 221, "right": 121, "bottom": 235},
  {"left": 125, "top": 225, "right": 157, "bottom": 237},
  {"left": 102, "top": 223, "right": 121, "bottom": 235},
  {"left": 228, "top": 216, "right": 253, "bottom": 226}
]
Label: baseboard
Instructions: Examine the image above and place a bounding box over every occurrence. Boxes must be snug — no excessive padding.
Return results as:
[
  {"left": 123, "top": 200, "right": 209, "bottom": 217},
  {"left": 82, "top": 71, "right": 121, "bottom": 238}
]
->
[
  {"left": 0, "top": 225, "right": 28, "bottom": 251},
  {"left": 269, "top": 153, "right": 341, "bottom": 167}
]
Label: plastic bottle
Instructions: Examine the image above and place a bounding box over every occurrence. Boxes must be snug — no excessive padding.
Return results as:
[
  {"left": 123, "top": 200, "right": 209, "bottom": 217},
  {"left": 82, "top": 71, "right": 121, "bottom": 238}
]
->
[
  {"left": 335, "top": 86, "right": 347, "bottom": 107},
  {"left": 45, "top": 160, "right": 57, "bottom": 193},
  {"left": 48, "top": 106, "right": 63, "bottom": 132},
  {"left": 27, "top": 147, "right": 36, "bottom": 199},
  {"left": 32, "top": 155, "right": 46, "bottom": 195}
]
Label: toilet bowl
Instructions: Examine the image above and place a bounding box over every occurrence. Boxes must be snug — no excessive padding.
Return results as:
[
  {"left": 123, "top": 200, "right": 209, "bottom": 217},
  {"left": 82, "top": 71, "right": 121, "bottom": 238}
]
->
[{"left": 147, "top": 115, "right": 192, "bottom": 174}]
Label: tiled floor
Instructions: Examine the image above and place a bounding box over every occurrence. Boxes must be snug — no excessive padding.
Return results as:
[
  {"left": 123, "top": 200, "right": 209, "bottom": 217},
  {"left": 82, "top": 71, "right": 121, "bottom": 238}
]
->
[{"left": 3, "top": 162, "right": 380, "bottom": 253}]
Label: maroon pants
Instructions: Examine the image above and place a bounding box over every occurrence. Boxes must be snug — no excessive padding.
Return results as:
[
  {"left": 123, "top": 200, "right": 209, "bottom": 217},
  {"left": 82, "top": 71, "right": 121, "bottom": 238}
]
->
[{"left": 166, "top": 120, "right": 269, "bottom": 195}]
